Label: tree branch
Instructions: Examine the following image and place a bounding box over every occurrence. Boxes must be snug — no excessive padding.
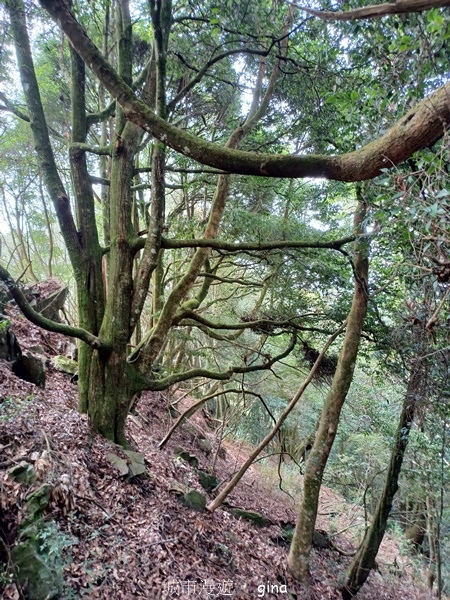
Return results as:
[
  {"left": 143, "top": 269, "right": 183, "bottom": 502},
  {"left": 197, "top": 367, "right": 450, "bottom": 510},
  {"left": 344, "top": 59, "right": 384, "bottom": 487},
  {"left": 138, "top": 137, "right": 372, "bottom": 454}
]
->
[
  {"left": 207, "top": 321, "right": 347, "bottom": 512},
  {"left": 291, "top": 0, "right": 450, "bottom": 21},
  {"left": 159, "top": 387, "right": 271, "bottom": 448},
  {"left": 70, "top": 142, "right": 112, "bottom": 156},
  {"left": 0, "top": 264, "right": 105, "bottom": 349},
  {"left": 158, "top": 235, "right": 356, "bottom": 252},
  {"left": 38, "top": 0, "right": 450, "bottom": 182},
  {"left": 145, "top": 333, "right": 297, "bottom": 391}
]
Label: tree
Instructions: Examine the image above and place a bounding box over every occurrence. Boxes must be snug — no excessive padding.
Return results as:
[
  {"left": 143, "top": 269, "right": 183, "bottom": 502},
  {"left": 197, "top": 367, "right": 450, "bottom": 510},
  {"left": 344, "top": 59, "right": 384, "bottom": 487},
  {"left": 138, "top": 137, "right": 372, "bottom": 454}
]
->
[{"left": 1, "top": 0, "right": 449, "bottom": 590}]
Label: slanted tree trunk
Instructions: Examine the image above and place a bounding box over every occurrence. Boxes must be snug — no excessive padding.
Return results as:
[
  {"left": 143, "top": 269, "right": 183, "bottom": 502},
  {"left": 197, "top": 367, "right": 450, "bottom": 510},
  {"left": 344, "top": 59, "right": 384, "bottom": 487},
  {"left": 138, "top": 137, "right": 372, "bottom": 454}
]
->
[
  {"left": 287, "top": 197, "right": 369, "bottom": 583},
  {"left": 341, "top": 322, "right": 427, "bottom": 598}
]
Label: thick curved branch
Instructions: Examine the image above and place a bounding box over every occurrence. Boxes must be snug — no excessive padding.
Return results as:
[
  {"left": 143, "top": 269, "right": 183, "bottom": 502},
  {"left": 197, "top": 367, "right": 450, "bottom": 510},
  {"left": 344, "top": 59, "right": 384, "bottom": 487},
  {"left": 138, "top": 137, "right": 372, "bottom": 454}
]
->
[
  {"left": 0, "top": 264, "right": 105, "bottom": 349},
  {"left": 39, "top": 0, "right": 450, "bottom": 182},
  {"left": 293, "top": 0, "right": 450, "bottom": 21},
  {"left": 174, "top": 309, "right": 307, "bottom": 333}
]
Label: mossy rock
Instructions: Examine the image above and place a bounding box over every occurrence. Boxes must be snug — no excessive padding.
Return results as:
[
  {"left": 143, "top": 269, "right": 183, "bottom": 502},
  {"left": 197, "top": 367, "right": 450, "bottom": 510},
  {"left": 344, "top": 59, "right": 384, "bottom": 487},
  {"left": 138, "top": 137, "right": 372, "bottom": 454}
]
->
[
  {"left": 168, "top": 480, "right": 189, "bottom": 496},
  {"left": 230, "top": 508, "right": 270, "bottom": 527},
  {"left": 217, "top": 446, "right": 227, "bottom": 459},
  {"left": 182, "top": 490, "right": 206, "bottom": 511},
  {"left": 173, "top": 447, "right": 199, "bottom": 469},
  {"left": 8, "top": 461, "right": 36, "bottom": 485},
  {"left": 52, "top": 355, "right": 78, "bottom": 375},
  {"left": 107, "top": 452, "right": 129, "bottom": 476},
  {"left": 25, "top": 484, "right": 52, "bottom": 519},
  {"left": 313, "top": 529, "right": 331, "bottom": 549},
  {"left": 107, "top": 450, "right": 147, "bottom": 479},
  {"left": 11, "top": 541, "right": 61, "bottom": 599},
  {"left": 282, "top": 523, "right": 295, "bottom": 542},
  {"left": 11, "top": 520, "right": 65, "bottom": 600},
  {"left": 0, "top": 318, "right": 21, "bottom": 361},
  {"left": 198, "top": 470, "right": 218, "bottom": 492}
]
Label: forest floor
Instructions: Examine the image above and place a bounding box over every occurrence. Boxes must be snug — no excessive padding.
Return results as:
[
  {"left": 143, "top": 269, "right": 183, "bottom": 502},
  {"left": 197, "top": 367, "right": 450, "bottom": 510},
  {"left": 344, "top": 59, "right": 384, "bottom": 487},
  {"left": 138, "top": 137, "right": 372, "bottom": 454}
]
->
[{"left": 0, "top": 309, "right": 437, "bottom": 599}]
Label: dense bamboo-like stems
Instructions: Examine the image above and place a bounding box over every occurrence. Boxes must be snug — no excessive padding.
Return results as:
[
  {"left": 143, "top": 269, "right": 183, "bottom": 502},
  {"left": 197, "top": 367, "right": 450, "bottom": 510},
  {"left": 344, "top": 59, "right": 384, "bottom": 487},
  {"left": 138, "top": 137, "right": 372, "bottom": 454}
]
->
[
  {"left": 287, "top": 198, "right": 369, "bottom": 584},
  {"left": 206, "top": 322, "right": 346, "bottom": 512},
  {"left": 341, "top": 326, "right": 427, "bottom": 598}
]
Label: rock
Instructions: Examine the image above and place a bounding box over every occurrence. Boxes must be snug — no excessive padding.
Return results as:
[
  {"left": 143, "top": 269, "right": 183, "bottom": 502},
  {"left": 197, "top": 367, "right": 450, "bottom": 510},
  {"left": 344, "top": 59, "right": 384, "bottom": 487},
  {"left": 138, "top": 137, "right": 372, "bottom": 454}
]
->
[
  {"left": 8, "top": 461, "right": 36, "bottom": 485},
  {"left": 168, "top": 480, "right": 189, "bottom": 496},
  {"left": 28, "top": 344, "right": 46, "bottom": 356},
  {"left": 12, "top": 352, "right": 46, "bottom": 387},
  {"left": 173, "top": 447, "right": 199, "bottom": 469},
  {"left": 198, "top": 470, "right": 219, "bottom": 492},
  {"left": 313, "top": 529, "right": 331, "bottom": 549},
  {"left": 196, "top": 438, "right": 212, "bottom": 455},
  {"left": 229, "top": 508, "right": 270, "bottom": 527},
  {"left": 52, "top": 355, "right": 78, "bottom": 375},
  {"left": 217, "top": 446, "right": 227, "bottom": 459},
  {"left": 11, "top": 537, "right": 62, "bottom": 600},
  {"left": 33, "top": 283, "right": 68, "bottom": 323},
  {"left": 281, "top": 523, "right": 295, "bottom": 543},
  {"left": 182, "top": 490, "right": 206, "bottom": 511},
  {"left": 0, "top": 318, "right": 21, "bottom": 362},
  {"left": 123, "top": 449, "right": 147, "bottom": 477},
  {"left": 25, "top": 484, "right": 52, "bottom": 519},
  {"left": 107, "top": 452, "right": 129, "bottom": 476},
  {"left": 107, "top": 450, "right": 147, "bottom": 479},
  {"left": 168, "top": 404, "right": 180, "bottom": 418}
]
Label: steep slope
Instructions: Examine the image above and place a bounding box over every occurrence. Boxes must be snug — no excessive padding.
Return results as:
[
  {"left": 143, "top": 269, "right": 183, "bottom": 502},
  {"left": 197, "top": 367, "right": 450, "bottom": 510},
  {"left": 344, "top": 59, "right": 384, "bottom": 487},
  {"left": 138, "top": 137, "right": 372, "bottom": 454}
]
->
[{"left": 0, "top": 313, "right": 435, "bottom": 599}]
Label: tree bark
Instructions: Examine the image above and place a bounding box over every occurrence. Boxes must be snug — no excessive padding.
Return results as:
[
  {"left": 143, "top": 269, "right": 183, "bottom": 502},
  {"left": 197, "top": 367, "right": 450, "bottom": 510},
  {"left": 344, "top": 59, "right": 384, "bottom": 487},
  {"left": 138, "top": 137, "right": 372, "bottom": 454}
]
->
[
  {"left": 342, "top": 327, "right": 427, "bottom": 598},
  {"left": 294, "top": 0, "right": 450, "bottom": 21},
  {"left": 287, "top": 197, "right": 369, "bottom": 584},
  {"left": 38, "top": 0, "right": 450, "bottom": 182}
]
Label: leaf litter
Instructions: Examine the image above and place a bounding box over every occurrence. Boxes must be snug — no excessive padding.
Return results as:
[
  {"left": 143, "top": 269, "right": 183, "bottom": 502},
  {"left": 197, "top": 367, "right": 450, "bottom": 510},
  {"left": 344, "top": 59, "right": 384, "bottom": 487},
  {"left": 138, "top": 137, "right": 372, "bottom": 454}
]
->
[{"left": 0, "top": 312, "right": 437, "bottom": 600}]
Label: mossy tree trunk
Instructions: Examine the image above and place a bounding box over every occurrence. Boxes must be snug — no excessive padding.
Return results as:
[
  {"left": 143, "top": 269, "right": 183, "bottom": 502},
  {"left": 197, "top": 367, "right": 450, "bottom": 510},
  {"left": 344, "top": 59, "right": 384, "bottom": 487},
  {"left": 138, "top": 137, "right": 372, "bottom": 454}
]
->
[
  {"left": 341, "top": 324, "right": 427, "bottom": 598},
  {"left": 83, "top": 0, "right": 159, "bottom": 443},
  {"left": 6, "top": 0, "right": 156, "bottom": 444},
  {"left": 287, "top": 196, "right": 369, "bottom": 583}
]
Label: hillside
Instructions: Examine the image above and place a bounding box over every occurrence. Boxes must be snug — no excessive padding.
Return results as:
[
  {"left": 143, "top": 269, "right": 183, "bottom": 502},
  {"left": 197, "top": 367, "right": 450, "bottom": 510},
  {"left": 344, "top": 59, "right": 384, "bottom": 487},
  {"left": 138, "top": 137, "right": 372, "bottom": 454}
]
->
[{"left": 0, "top": 311, "right": 435, "bottom": 599}]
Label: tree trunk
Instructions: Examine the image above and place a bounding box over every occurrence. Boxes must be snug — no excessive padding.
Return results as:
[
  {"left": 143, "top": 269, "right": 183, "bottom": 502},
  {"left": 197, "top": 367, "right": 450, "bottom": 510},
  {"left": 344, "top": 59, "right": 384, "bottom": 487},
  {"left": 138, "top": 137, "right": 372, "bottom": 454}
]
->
[
  {"left": 341, "top": 325, "right": 427, "bottom": 598},
  {"left": 287, "top": 197, "right": 369, "bottom": 583}
]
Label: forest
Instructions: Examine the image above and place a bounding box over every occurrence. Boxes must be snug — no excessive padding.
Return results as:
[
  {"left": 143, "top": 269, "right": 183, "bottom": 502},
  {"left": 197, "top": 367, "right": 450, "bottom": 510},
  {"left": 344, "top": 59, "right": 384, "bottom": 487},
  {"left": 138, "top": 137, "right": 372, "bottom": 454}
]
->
[{"left": 0, "top": 0, "right": 450, "bottom": 598}]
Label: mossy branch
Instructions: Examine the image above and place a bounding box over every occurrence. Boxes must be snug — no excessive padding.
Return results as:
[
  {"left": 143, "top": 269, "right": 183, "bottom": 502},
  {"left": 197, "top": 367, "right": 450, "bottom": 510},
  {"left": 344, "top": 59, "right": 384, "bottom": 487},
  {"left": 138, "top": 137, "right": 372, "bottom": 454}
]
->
[
  {"left": 37, "top": 0, "right": 450, "bottom": 181},
  {"left": 293, "top": 0, "right": 450, "bottom": 21},
  {"left": 0, "top": 264, "right": 105, "bottom": 349},
  {"left": 137, "top": 235, "right": 356, "bottom": 253},
  {"left": 207, "top": 321, "right": 347, "bottom": 512},
  {"left": 144, "top": 333, "right": 297, "bottom": 391}
]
